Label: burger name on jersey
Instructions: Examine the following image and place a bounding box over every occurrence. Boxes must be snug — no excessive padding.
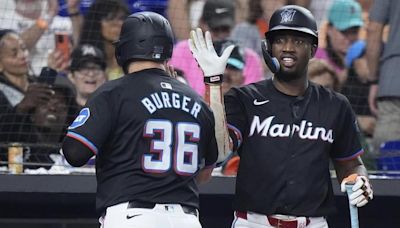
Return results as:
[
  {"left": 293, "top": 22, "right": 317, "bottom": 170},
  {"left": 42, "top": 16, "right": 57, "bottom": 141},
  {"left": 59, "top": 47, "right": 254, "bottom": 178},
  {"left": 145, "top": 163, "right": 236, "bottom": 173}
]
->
[
  {"left": 141, "top": 91, "right": 202, "bottom": 118},
  {"left": 249, "top": 115, "right": 334, "bottom": 143}
]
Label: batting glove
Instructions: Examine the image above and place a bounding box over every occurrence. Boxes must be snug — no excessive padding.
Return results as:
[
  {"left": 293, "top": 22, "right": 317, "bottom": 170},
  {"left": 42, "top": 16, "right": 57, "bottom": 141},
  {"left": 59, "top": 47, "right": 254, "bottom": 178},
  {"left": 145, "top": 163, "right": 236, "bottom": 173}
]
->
[
  {"left": 341, "top": 175, "right": 373, "bottom": 207},
  {"left": 188, "top": 28, "right": 234, "bottom": 81}
]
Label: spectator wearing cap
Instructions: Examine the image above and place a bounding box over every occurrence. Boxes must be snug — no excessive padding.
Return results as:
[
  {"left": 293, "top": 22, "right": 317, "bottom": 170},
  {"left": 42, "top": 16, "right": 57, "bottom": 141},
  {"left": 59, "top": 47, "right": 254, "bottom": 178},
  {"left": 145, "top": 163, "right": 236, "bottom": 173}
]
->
[
  {"left": 315, "top": 0, "right": 375, "bottom": 139},
  {"left": 68, "top": 44, "right": 107, "bottom": 108},
  {"left": 314, "top": 0, "right": 364, "bottom": 86},
  {"left": 341, "top": 39, "right": 376, "bottom": 137},
  {"left": 169, "top": 0, "right": 263, "bottom": 96}
]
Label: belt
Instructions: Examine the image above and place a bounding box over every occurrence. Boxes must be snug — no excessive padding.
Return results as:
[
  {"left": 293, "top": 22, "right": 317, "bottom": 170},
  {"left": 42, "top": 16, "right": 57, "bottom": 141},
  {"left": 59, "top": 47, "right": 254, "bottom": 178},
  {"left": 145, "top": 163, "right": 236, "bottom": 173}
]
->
[
  {"left": 128, "top": 201, "right": 198, "bottom": 216},
  {"left": 236, "top": 211, "right": 310, "bottom": 228}
]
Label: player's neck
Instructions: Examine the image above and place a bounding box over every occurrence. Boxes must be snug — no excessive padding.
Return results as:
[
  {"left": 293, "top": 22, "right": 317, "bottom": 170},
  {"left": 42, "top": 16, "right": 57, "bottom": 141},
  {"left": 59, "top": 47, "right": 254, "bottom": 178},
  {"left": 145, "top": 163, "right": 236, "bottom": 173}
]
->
[
  {"left": 127, "top": 61, "right": 166, "bottom": 74},
  {"left": 272, "top": 76, "right": 309, "bottom": 97}
]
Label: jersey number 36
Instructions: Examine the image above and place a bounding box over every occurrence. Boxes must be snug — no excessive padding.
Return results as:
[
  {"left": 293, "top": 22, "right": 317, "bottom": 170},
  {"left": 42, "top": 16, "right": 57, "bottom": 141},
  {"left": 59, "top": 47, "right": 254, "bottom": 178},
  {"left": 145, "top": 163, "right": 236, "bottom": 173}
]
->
[{"left": 143, "top": 119, "right": 200, "bottom": 175}]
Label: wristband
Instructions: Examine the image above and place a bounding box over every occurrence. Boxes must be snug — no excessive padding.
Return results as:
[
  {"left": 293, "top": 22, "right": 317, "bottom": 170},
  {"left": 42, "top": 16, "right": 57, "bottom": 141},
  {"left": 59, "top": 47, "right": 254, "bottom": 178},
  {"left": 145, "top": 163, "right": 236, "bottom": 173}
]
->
[
  {"left": 36, "top": 18, "right": 49, "bottom": 30},
  {"left": 204, "top": 75, "right": 223, "bottom": 84}
]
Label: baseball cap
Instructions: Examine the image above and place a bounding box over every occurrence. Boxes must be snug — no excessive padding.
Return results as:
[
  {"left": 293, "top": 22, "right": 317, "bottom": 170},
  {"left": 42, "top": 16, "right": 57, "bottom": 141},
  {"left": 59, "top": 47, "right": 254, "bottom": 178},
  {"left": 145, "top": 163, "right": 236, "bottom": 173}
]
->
[
  {"left": 70, "top": 44, "right": 106, "bottom": 72},
  {"left": 214, "top": 40, "right": 245, "bottom": 71},
  {"left": 201, "top": 0, "right": 235, "bottom": 30},
  {"left": 328, "top": 0, "right": 363, "bottom": 31}
]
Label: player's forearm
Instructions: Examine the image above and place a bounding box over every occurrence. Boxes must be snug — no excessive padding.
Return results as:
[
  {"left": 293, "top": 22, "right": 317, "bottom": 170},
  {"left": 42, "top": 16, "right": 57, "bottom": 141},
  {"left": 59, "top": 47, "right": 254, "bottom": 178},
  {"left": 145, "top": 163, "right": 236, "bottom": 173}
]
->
[
  {"left": 333, "top": 157, "right": 368, "bottom": 183},
  {"left": 204, "top": 84, "right": 231, "bottom": 163},
  {"left": 196, "top": 167, "right": 213, "bottom": 184},
  {"left": 20, "top": 23, "right": 48, "bottom": 50},
  {"left": 70, "top": 15, "right": 83, "bottom": 48},
  {"left": 366, "top": 21, "right": 384, "bottom": 81}
]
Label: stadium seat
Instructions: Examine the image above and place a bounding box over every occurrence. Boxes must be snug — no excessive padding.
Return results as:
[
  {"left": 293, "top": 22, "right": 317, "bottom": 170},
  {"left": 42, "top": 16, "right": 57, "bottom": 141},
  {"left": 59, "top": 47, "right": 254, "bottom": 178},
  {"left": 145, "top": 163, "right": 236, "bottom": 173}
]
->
[{"left": 376, "top": 140, "right": 400, "bottom": 172}]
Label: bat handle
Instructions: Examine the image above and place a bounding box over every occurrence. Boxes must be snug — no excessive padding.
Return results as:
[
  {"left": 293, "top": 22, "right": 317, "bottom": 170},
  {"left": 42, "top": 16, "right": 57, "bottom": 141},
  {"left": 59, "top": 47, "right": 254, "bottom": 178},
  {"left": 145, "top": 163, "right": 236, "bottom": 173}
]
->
[{"left": 346, "top": 184, "right": 359, "bottom": 228}]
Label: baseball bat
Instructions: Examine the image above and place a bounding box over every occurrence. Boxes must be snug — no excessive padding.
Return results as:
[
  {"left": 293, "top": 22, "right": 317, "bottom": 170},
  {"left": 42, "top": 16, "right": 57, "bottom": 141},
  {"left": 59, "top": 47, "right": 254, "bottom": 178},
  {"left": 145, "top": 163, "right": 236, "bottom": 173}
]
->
[
  {"left": 346, "top": 184, "right": 359, "bottom": 228},
  {"left": 344, "top": 174, "right": 359, "bottom": 228}
]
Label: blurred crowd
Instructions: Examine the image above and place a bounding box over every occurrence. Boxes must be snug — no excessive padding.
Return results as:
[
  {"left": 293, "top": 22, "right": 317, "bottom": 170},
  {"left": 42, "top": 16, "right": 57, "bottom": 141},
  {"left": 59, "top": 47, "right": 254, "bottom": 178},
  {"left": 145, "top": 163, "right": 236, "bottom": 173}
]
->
[{"left": 1, "top": 0, "right": 399, "bottom": 172}]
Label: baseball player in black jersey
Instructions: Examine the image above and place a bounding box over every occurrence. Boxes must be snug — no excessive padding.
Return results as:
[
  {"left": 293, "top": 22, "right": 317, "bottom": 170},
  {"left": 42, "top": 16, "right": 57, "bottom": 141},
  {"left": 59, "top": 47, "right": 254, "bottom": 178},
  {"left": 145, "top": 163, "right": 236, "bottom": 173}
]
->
[
  {"left": 62, "top": 12, "right": 218, "bottom": 228},
  {"left": 189, "top": 5, "right": 373, "bottom": 228}
]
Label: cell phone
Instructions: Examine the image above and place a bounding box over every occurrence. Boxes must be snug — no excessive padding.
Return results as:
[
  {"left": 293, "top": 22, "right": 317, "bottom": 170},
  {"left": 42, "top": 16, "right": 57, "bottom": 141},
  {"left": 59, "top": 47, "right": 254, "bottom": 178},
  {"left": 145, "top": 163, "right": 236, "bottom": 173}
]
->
[
  {"left": 38, "top": 67, "right": 58, "bottom": 85},
  {"left": 55, "top": 33, "right": 70, "bottom": 63}
]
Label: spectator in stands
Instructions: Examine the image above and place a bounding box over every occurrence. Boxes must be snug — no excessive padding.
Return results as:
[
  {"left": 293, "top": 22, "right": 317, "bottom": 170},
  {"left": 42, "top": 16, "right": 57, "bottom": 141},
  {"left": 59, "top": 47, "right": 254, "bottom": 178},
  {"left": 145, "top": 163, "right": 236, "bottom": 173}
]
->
[
  {"left": 68, "top": 44, "right": 107, "bottom": 108},
  {"left": 0, "top": 0, "right": 74, "bottom": 75},
  {"left": 0, "top": 29, "right": 76, "bottom": 168},
  {"left": 231, "top": 0, "right": 286, "bottom": 79},
  {"left": 169, "top": 0, "right": 263, "bottom": 96},
  {"left": 367, "top": 0, "right": 400, "bottom": 156},
  {"left": 79, "top": 0, "right": 129, "bottom": 80},
  {"left": 341, "top": 40, "right": 376, "bottom": 137},
  {"left": 308, "top": 59, "right": 340, "bottom": 91},
  {"left": 0, "top": 29, "right": 55, "bottom": 143},
  {"left": 314, "top": 0, "right": 364, "bottom": 86},
  {"left": 167, "top": 0, "right": 271, "bottom": 42},
  {"left": 24, "top": 84, "right": 76, "bottom": 168},
  {"left": 231, "top": 0, "right": 265, "bottom": 58}
]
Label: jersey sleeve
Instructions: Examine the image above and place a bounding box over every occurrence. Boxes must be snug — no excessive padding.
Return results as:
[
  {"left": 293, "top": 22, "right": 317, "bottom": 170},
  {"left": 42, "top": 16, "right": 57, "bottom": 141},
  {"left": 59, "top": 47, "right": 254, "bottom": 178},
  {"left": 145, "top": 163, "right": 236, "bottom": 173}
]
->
[
  {"left": 224, "top": 88, "right": 246, "bottom": 151},
  {"left": 66, "top": 92, "right": 113, "bottom": 155},
  {"left": 331, "top": 97, "right": 364, "bottom": 161}
]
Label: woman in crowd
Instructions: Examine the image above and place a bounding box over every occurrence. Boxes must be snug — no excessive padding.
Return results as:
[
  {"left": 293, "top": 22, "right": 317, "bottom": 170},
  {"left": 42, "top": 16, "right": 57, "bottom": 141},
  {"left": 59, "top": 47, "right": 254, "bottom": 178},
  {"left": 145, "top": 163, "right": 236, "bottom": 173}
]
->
[
  {"left": 79, "top": 0, "right": 129, "bottom": 80},
  {"left": 0, "top": 29, "right": 75, "bottom": 168}
]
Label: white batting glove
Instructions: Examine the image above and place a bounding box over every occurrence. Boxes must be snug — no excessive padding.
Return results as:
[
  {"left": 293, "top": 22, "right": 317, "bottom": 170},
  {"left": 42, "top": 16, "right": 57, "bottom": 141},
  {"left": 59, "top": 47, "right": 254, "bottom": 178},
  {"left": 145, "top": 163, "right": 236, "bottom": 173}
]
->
[
  {"left": 188, "top": 28, "right": 234, "bottom": 79},
  {"left": 341, "top": 175, "right": 373, "bottom": 207}
]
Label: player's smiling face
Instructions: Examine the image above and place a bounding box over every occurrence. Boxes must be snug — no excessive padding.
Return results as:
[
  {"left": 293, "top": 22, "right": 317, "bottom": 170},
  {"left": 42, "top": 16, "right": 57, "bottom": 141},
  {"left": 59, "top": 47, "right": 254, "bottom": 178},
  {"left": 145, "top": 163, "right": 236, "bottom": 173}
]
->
[{"left": 271, "top": 30, "right": 316, "bottom": 80}]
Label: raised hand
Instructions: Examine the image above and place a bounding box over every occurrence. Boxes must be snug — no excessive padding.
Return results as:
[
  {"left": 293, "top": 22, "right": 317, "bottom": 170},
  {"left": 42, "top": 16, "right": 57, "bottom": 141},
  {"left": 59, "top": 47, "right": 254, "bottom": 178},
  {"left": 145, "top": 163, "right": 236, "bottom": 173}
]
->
[
  {"left": 188, "top": 28, "right": 234, "bottom": 80},
  {"left": 16, "top": 84, "right": 55, "bottom": 114}
]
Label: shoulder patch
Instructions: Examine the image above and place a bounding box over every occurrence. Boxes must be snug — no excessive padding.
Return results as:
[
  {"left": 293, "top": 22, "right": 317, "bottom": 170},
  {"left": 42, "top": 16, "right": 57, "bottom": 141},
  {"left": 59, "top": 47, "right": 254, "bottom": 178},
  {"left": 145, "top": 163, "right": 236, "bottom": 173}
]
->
[{"left": 68, "top": 108, "right": 90, "bottom": 129}]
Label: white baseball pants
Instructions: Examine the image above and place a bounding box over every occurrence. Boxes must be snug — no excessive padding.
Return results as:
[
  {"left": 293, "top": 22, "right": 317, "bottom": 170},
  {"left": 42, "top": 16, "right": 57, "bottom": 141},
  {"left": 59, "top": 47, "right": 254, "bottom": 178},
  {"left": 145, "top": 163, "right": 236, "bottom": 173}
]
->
[{"left": 99, "top": 202, "right": 201, "bottom": 228}]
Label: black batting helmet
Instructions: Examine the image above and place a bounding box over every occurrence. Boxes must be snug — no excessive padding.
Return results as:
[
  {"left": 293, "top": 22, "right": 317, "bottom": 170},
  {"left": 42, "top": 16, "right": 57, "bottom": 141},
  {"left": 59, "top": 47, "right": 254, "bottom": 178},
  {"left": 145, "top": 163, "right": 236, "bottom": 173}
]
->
[
  {"left": 265, "top": 5, "right": 318, "bottom": 46},
  {"left": 114, "top": 11, "right": 174, "bottom": 70}
]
